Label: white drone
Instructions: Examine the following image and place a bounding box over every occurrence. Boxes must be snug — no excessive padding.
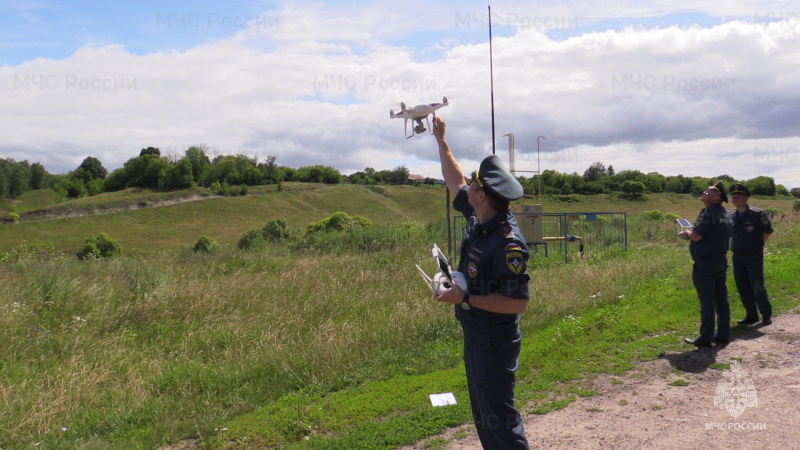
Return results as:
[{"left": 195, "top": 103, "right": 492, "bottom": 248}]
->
[{"left": 390, "top": 97, "right": 449, "bottom": 139}]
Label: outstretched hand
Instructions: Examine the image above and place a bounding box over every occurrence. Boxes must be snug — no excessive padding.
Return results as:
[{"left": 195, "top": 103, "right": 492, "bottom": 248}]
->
[{"left": 433, "top": 116, "right": 446, "bottom": 142}]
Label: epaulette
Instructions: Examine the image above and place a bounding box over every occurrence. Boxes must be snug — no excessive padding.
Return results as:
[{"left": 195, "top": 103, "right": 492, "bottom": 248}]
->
[
  {"left": 750, "top": 207, "right": 763, "bottom": 213},
  {"left": 499, "top": 220, "right": 515, "bottom": 239}
]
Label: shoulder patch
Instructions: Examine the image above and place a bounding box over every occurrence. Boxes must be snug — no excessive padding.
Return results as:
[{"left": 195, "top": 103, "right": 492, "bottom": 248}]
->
[
  {"left": 506, "top": 242, "right": 522, "bottom": 251},
  {"left": 506, "top": 250, "right": 525, "bottom": 275}
]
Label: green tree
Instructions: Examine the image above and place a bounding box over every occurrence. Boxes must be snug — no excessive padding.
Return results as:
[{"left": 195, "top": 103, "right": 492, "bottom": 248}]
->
[
  {"left": 746, "top": 176, "right": 776, "bottom": 196},
  {"left": 185, "top": 146, "right": 211, "bottom": 185},
  {"left": 295, "top": 165, "right": 342, "bottom": 184},
  {"left": 0, "top": 159, "right": 31, "bottom": 198},
  {"left": 583, "top": 161, "right": 607, "bottom": 182},
  {"left": 621, "top": 180, "right": 646, "bottom": 200},
  {"left": 162, "top": 158, "right": 194, "bottom": 189},
  {"left": 0, "top": 161, "right": 9, "bottom": 199},
  {"left": 103, "top": 167, "right": 130, "bottom": 192},
  {"left": 386, "top": 165, "right": 410, "bottom": 185},
  {"left": 123, "top": 154, "right": 170, "bottom": 189},
  {"left": 259, "top": 155, "right": 283, "bottom": 185},
  {"left": 29, "top": 162, "right": 49, "bottom": 190},
  {"left": 76, "top": 156, "right": 108, "bottom": 182},
  {"left": 52, "top": 176, "right": 87, "bottom": 199}
]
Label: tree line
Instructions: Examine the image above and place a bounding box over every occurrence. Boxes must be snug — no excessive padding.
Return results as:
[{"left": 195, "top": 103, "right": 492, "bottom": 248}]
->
[
  {"left": 519, "top": 161, "right": 796, "bottom": 198},
  {"left": 0, "top": 146, "right": 414, "bottom": 200},
  {"left": 1, "top": 151, "right": 798, "bottom": 201}
]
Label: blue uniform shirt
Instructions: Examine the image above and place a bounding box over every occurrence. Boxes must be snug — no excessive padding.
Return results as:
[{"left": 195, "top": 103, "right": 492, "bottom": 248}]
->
[
  {"left": 731, "top": 205, "right": 773, "bottom": 253},
  {"left": 689, "top": 202, "right": 732, "bottom": 262},
  {"left": 453, "top": 186, "right": 530, "bottom": 338}
]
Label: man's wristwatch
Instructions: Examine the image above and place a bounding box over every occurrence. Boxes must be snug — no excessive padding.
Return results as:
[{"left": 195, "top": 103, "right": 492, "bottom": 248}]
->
[{"left": 460, "top": 292, "right": 471, "bottom": 310}]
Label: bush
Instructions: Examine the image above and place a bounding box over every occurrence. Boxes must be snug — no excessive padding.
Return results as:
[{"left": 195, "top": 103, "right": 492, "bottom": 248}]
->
[
  {"left": 8, "top": 212, "right": 20, "bottom": 223},
  {"left": 664, "top": 212, "right": 679, "bottom": 221},
  {"left": 262, "top": 217, "right": 291, "bottom": 242},
  {"left": 639, "top": 210, "right": 665, "bottom": 221},
  {"left": 292, "top": 222, "right": 427, "bottom": 253},
  {"left": 238, "top": 228, "right": 267, "bottom": 250},
  {"left": 193, "top": 236, "right": 219, "bottom": 253},
  {"left": 306, "top": 212, "right": 372, "bottom": 234},
  {"left": 763, "top": 206, "right": 783, "bottom": 220},
  {"left": 76, "top": 233, "right": 122, "bottom": 260}
]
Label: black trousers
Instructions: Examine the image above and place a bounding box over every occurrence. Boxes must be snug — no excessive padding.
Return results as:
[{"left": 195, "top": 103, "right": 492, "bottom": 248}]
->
[
  {"left": 733, "top": 252, "right": 772, "bottom": 320},
  {"left": 692, "top": 259, "right": 730, "bottom": 345},
  {"left": 463, "top": 333, "right": 529, "bottom": 450}
]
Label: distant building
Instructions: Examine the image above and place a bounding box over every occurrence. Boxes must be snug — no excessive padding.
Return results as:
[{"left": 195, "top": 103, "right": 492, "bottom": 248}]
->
[
  {"left": 407, "top": 174, "right": 444, "bottom": 185},
  {"left": 407, "top": 174, "right": 426, "bottom": 184}
]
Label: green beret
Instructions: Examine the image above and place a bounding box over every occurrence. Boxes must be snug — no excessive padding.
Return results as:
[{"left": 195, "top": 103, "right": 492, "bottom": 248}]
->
[
  {"left": 729, "top": 183, "right": 750, "bottom": 197},
  {"left": 475, "top": 155, "right": 524, "bottom": 202}
]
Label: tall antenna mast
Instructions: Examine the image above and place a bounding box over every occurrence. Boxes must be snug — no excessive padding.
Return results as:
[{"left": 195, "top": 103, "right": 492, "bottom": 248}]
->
[{"left": 488, "top": 2, "right": 496, "bottom": 155}]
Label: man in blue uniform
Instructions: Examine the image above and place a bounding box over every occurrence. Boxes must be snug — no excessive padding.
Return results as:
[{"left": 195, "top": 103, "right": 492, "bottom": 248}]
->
[
  {"left": 432, "top": 116, "right": 530, "bottom": 449},
  {"left": 729, "top": 183, "right": 774, "bottom": 326},
  {"left": 679, "top": 181, "right": 733, "bottom": 349}
]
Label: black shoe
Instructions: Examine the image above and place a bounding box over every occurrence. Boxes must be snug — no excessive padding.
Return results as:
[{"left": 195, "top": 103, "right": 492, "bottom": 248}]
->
[
  {"left": 737, "top": 317, "right": 759, "bottom": 325},
  {"left": 761, "top": 318, "right": 772, "bottom": 325},
  {"left": 684, "top": 337, "right": 711, "bottom": 348},
  {"left": 713, "top": 337, "right": 729, "bottom": 346}
]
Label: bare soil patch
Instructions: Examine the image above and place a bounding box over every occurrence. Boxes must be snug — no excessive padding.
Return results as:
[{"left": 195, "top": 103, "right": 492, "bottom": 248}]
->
[{"left": 405, "top": 307, "right": 800, "bottom": 449}]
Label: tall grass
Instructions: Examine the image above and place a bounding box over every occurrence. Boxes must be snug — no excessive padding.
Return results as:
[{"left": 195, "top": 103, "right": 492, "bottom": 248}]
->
[
  {"left": 0, "top": 224, "right": 457, "bottom": 448},
  {"left": 1, "top": 203, "right": 797, "bottom": 448}
]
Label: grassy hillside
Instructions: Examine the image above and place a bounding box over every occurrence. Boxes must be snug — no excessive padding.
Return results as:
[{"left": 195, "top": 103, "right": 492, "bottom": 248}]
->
[
  {"left": 3, "top": 183, "right": 794, "bottom": 255},
  {"left": 0, "top": 183, "right": 447, "bottom": 253}
]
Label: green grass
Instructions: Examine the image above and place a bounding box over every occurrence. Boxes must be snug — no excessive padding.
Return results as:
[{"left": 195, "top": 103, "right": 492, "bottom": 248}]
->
[
  {"left": 0, "top": 187, "right": 798, "bottom": 449},
  {"left": 0, "top": 184, "right": 447, "bottom": 254}
]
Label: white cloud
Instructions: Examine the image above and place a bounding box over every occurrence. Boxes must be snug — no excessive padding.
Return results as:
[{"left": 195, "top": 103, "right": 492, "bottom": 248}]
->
[{"left": 1, "top": 1, "right": 799, "bottom": 189}]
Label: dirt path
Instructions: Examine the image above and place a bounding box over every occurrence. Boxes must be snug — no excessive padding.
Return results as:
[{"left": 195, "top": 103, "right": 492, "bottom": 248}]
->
[{"left": 403, "top": 307, "right": 800, "bottom": 449}]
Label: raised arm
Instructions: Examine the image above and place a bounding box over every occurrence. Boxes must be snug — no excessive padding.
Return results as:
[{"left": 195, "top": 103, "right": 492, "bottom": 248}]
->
[{"left": 433, "top": 116, "right": 467, "bottom": 197}]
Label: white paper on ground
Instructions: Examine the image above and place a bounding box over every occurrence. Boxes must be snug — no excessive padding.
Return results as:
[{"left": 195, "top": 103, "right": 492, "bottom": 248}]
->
[{"left": 429, "top": 392, "right": 457, "bottom": 407}]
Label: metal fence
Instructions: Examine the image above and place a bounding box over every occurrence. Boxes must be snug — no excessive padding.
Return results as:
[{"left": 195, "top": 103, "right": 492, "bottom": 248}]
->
[{"left": 450, "top": 211, "right": 628, "bottom": 264}]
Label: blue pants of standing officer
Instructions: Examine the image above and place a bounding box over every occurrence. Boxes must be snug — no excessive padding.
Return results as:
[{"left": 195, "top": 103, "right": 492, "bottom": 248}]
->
[
  {"left": 732, "top": 252, "right": 772, "bottom": 321},
  {"left": 463, "top": 333, "right": 529, "bottom": 450},
  {"left": 692, "top": 259, "right": 730, "bottom": 345}
]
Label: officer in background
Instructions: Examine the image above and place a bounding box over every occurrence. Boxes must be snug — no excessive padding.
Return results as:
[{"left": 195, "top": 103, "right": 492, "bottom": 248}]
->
[
  {"left": 729, "top": 183, "right": 774, "bottom": 326},
  {"left": 432, "top": 116, "right": 530, "bottom": 449},
  {"left": 680, "top": 181, "right": 733, "bottom": 349}
]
